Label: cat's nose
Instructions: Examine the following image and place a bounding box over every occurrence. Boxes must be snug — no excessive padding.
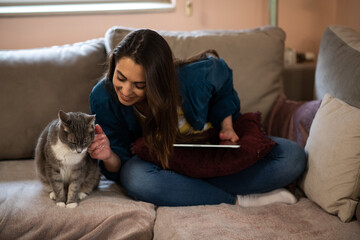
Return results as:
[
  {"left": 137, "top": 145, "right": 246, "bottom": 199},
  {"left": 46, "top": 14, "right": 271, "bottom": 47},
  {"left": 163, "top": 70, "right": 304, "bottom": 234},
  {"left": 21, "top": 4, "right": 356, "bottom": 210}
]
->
[{"left": 76, "top": 147, "right": 83, "bottom": 153}]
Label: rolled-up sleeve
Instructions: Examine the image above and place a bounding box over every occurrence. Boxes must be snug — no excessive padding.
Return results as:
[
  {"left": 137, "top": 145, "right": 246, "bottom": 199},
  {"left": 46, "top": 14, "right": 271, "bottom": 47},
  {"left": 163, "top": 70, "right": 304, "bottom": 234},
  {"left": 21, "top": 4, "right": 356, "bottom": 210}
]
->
[
  {"left": 179, "top": 57, "right": 241, "bottom": 130},
  {"left": 207, "top": 58, "right": 241, "bottom": 128}
]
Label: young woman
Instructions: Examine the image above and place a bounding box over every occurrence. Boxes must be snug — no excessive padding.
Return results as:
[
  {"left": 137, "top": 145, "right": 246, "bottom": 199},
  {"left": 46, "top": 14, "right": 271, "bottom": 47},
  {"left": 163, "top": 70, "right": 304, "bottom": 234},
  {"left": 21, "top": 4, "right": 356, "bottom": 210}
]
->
[{"left": 88, "top": 29, "right": 306, "bottom": 207}]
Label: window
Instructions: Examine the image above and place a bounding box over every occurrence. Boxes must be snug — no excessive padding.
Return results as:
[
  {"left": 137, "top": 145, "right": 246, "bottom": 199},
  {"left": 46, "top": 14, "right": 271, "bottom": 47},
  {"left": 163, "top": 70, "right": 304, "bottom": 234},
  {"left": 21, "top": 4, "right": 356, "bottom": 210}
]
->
[{"left": 0, "top": 0, "right": 175, "bottom": 16}]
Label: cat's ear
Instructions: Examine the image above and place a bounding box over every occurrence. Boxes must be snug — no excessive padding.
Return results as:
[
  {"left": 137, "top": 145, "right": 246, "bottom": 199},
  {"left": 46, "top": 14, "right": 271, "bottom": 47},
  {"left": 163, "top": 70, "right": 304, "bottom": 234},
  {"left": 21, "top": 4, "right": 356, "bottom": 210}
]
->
[
  {"left": 58, "top": 110, "right": 71, "bottom": 132},
  {"left": 58, "top": 110, "right": 70, "bottom": 122},
  {"left": 87, "top": 114, "right": 96, "bottom": 127}
]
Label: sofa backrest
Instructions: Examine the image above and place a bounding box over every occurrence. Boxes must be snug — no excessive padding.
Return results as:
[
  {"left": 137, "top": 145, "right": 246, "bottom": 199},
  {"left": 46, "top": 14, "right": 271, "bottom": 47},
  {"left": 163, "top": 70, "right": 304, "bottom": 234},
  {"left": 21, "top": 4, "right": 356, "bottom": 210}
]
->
[
  {"left": 315, "top": 25, "right": 360, "bottom": 107},
  {"left": 0, "top": 26, "right": 286, "bottom": 160},
  {"left": 0, "top": 39, "right": 107, "bottom": 160},
  {"left": 104, "top": 26, "right": 286, "bottom": 124}
]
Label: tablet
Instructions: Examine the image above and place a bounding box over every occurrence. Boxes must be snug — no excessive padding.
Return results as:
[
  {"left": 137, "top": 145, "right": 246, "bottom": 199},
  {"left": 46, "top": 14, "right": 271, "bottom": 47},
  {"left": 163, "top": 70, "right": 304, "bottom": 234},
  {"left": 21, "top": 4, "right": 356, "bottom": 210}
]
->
[{"left": 173, "top": 143, "right": 240, "bottom": 148}]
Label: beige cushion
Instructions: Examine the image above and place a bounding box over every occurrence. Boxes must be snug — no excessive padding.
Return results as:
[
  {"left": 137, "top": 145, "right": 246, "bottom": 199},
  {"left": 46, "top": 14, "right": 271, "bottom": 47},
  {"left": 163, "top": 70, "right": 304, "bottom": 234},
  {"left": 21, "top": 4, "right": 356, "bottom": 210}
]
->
[
  {"left": 0, "top": 160, "right": 156, "bottom": 239},
  {"left": 299, "top": 93, "right": 360, "bottom": 222},
  {"left": 0, "top": 39, "right": 107, "bottom": 159},
  {"left": 154, "top": 199, "right": 360, "bottom": 239},
  {"left": 104, "top": 26, "right": 285, "bottom": 122}
]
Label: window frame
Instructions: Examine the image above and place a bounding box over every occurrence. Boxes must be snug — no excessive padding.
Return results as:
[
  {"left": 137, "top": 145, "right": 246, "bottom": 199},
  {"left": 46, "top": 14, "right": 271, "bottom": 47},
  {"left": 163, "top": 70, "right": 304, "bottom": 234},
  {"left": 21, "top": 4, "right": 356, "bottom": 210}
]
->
[{"left": 0, "top": 0, "right": 175, "bottom": 16}]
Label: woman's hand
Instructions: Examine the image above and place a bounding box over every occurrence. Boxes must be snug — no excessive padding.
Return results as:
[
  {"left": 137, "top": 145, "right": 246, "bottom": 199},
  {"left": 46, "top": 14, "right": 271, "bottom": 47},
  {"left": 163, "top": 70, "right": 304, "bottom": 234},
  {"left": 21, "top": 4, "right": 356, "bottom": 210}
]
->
[
  {"left": 88, "top": 124, "right": 112, "bottom": 161},
  {"left": 219, "top": 116, "right": 239, "bottom": 144},
  {"left": 88, "top": 124, "right": 121, "bottom": 172}
]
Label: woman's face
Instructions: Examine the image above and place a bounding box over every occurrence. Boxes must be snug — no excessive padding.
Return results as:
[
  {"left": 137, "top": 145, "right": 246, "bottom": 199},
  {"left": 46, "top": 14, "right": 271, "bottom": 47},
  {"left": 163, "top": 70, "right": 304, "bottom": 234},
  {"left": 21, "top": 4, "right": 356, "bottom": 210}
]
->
[{"left": 112, "top": 57, "right": 146, "bottom": 106}]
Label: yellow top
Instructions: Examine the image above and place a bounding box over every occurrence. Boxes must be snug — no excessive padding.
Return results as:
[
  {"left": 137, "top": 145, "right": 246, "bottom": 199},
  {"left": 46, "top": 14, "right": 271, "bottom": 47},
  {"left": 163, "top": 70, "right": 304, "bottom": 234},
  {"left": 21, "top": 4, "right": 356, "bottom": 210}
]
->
[
  {"left": 134, "top": 107, "right": 212, "bottom": 134},
  {"left": 177, "top": 108, "right": 212, "bottom": 134}
]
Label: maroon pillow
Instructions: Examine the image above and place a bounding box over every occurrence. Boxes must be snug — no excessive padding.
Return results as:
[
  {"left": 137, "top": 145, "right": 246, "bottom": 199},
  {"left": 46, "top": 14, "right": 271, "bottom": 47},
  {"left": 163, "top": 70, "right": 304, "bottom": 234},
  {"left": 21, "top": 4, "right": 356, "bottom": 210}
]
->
[
  {"left": 132, "top": 112, "right": 275, "bottom": 178},
  {"left": 266, "top": 93, "right": 321, "bottom": 148}
]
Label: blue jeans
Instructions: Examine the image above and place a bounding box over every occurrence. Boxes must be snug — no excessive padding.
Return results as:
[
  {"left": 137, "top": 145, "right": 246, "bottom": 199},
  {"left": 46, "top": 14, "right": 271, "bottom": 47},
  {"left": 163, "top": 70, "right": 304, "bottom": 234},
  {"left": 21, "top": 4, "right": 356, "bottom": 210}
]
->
[{"left": 120, "top": 137, "right": 307, "bottom": 206}]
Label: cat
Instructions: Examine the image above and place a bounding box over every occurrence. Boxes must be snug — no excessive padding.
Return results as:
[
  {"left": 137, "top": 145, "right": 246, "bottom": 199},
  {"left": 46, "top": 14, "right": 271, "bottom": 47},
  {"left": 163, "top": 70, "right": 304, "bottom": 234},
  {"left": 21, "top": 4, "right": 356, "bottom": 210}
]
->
[{"left": 35, "top": 110, "right": 100, "bottom": 208}]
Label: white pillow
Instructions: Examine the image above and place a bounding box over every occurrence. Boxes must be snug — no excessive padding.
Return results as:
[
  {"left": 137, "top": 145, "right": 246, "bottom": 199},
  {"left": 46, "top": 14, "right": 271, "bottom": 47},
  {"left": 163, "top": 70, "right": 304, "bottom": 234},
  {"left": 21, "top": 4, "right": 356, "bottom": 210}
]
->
[{"left": 300, "top": 93, "right": 360, "bottom": 222}]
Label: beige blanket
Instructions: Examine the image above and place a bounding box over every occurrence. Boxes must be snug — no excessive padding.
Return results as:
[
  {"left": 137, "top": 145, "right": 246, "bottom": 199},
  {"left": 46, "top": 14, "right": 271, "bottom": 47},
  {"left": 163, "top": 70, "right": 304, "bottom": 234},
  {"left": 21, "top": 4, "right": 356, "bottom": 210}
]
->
[
  {"left": 0, "top": 160, "right": 156, "bottom": 240},
  {"left": 154, "top": 199, "right": 360, "bottom": 240}
]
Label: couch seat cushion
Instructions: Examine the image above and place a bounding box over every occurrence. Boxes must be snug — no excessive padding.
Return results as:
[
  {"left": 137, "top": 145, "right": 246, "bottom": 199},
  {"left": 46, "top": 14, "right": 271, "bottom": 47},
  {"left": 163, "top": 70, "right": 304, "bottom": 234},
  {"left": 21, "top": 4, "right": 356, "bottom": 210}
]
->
[
  {"left": 153, "top": 199, "right": 360, "bottom": 240},
  {"left": 0, "top": 160, "right": 156, "bottom": 240}
]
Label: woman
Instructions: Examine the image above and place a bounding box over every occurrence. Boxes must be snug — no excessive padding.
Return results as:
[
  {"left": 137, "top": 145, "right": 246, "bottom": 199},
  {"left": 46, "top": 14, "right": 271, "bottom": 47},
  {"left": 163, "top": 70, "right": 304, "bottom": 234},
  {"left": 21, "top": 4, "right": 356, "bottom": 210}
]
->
[{"left": 88, "top": 29, "right": 306, "bottom": 207}]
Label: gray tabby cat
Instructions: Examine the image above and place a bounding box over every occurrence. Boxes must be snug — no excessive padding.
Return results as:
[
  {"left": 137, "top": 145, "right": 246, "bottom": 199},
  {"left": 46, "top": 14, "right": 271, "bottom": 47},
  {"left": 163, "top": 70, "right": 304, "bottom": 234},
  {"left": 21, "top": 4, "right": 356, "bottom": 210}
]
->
[{"left": 35, "top": 110, "right": 100, "bottom": 208}]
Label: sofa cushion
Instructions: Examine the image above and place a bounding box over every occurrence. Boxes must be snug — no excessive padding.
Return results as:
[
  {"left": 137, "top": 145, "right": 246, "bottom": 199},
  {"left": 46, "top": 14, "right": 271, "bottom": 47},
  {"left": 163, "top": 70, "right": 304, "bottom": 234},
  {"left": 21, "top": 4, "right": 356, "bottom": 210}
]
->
[
  {"left": 0, "top": 39, "right": 107, "bottom": 160},
  {"left": 315, "top": 25, "right": 360, "bottom": 107},
  {"left": 299, "top": 94, "right": 360, "bottom": 222},
  {"left": 104, "top": 26, "right": 285, "bottom": 122},
  {"left": 153, "top": 199, "right": 360, "bottom": 240},
  {"left": 0, "top": 160, "right": 156, "bottom": 240},
  {"left": 133, "top": 112, "right": 274, "bottom": 178},
  {"left": 266, "top": 93, "right": 321, "bottom": 148}
]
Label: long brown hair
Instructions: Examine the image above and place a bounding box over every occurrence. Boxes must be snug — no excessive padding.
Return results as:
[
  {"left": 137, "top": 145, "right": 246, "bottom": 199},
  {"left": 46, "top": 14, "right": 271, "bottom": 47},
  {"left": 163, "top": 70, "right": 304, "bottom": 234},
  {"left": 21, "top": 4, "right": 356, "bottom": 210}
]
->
[{"left": 105, "top": 29, "right": 219, "bottom": 169}]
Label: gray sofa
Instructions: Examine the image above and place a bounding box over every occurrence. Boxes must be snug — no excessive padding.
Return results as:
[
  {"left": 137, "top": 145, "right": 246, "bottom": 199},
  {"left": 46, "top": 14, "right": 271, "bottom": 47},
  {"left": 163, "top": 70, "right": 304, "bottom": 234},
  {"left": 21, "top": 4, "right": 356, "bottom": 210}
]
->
[{"left": 1, "top": 25, "right": 359, "bottom": 239}]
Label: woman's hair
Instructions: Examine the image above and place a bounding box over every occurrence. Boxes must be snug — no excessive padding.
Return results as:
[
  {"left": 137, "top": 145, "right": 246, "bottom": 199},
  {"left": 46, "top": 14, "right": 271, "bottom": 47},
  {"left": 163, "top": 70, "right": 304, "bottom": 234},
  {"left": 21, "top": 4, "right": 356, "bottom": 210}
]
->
[{"left": 104, "top": 29, "right": 219, "bottom": 169}]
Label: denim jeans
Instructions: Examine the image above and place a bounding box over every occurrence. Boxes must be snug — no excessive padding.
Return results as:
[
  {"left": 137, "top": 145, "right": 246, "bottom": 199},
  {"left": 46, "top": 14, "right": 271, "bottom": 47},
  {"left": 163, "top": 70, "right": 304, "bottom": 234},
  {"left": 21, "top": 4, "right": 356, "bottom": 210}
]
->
[{"left": 120, "top": 137, "right": 307, "bottom": 207}]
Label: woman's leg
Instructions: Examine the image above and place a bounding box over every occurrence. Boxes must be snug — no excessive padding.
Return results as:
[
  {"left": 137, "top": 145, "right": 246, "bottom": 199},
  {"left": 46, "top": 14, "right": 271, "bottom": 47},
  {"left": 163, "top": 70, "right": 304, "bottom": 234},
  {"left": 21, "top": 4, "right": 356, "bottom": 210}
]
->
[
  {"left": 120, "top": 155, "right": 237, "bottom": 206},
  {"left": 120, "top": 137, "right": 306, "bottom": 207},
  {"left": 205, "top": 136, "right": 307, "bottom": 195}
]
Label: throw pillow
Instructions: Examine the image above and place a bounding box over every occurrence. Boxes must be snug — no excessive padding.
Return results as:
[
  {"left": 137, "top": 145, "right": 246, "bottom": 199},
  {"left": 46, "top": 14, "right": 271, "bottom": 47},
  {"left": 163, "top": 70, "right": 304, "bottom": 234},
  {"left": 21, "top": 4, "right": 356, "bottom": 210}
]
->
[
  {"left": 132, "top": 112, "right": 275, "bottom": 178},
  {"left": 315, "top": 26, "right": 360, "bottom": 108},
  {"left": 266, "top": 93, "right": 321, "bottom": 148},
  {"left": 299, "top": 93, "right": 360, "bottom": 222}
]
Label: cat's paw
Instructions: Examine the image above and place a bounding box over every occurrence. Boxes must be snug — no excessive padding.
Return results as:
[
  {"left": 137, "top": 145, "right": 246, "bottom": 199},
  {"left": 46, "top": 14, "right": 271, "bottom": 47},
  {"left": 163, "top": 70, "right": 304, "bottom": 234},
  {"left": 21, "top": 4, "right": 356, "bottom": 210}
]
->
[
  {"left": 66, "top": 202, "right": 78, "bottom": 208},
  {"left": 78, "top": 192, "right": 88, "bottom": 200},
  {"left": 56, "top": 202, "right": 66, "bottom": 208},
  {"left": 49, "top": 192, "right": 56, "bottom": 200}
]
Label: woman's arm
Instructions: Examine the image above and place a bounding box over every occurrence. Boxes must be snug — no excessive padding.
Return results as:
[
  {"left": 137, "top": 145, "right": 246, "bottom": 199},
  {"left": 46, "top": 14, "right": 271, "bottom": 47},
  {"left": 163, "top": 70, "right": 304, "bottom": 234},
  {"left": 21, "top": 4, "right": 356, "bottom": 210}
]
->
[
  {"left": 89, "top": 79, "right": 140, "bottom": 181},
  {"left": 178, "top": 57, "right": 241, "bottom": 131},
  {"left": 207, "top": 58, "right": 241, "bottom": 128}
]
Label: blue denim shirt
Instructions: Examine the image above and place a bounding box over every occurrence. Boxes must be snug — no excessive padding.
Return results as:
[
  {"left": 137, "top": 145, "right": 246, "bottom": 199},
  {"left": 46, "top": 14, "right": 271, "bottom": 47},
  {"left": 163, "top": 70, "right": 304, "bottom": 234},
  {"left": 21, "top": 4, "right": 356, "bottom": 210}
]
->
[{"left": 89, "top": 56, "right": 240, "bottom": 181}]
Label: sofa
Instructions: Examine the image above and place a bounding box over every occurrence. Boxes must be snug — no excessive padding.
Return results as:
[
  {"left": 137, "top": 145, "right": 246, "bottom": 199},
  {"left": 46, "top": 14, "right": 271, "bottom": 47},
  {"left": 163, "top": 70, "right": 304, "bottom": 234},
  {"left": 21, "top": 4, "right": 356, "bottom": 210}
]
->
[{"left": 1, "top": 25, "right": 359, "bottom": 239}]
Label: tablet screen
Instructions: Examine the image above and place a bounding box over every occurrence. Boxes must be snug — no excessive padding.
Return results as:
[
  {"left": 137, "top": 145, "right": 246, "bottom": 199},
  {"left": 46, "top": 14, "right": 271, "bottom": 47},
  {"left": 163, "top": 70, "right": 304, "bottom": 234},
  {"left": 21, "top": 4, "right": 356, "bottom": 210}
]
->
[{"left": 173, "top": 144, "right": 240, "bottom": 148}]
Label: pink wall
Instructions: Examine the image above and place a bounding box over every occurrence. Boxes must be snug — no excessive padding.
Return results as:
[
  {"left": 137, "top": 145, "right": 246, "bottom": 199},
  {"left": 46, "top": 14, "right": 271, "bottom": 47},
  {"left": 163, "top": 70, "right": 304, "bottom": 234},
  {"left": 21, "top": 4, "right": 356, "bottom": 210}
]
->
[
  {"left": 279, "top": 0, "right": 360, "bottom": 56},
  {"left": 0, "top": 0, "right": 359, "bottom": 56}
]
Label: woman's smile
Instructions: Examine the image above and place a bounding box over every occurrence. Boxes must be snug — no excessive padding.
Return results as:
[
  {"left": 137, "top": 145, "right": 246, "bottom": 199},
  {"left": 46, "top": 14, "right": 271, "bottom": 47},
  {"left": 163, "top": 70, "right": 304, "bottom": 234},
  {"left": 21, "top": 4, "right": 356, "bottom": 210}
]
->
[{"left": 118, "top": 89, "right": 135, "bottom": 102}]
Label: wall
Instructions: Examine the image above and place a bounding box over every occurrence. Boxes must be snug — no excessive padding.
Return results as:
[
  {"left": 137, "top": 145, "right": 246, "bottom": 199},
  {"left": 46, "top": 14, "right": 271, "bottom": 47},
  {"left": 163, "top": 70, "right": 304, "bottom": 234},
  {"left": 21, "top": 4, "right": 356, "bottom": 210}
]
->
[
  {"left": 335, "top": 0, "right": 360, "bottom": 31},
  {"left": 0, "top": 0, "right": 268, "bottom": 49},
  {"left": 279, "top": 0, "right": 360, "bottom": 56},
  {"left": 0, "top": 0, "right": 359, "bottom": 56}
]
